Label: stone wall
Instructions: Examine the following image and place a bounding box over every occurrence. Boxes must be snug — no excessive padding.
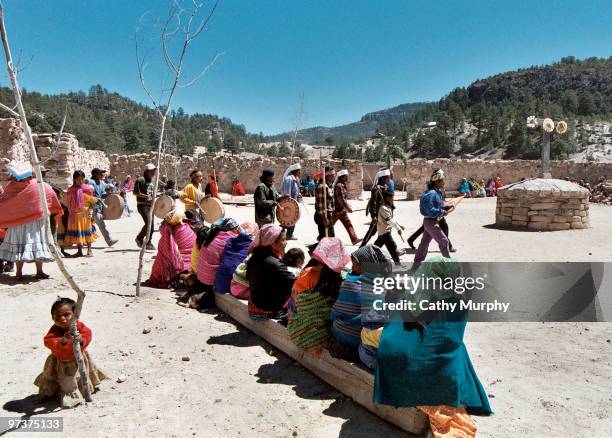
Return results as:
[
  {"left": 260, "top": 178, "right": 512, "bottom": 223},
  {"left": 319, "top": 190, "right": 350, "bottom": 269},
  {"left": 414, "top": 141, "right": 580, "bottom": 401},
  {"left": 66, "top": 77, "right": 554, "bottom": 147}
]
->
[
  {"left": 34, "top": 133, "right": 110, "bottom": 188},
  {"left": 495, "top": 179, "right": 590, "bottom": 231},
  {"left": 0, "top": 118, "right": 109, "bottom": 189},
  {"left": 364, "top": 159, "right": 612, "bottom": 199},
  {"left": 109, "top": 154, "right": 364, "bottom": 199},
  {"left": 0, "top": 118, "right": 28, "bottom": 164}
]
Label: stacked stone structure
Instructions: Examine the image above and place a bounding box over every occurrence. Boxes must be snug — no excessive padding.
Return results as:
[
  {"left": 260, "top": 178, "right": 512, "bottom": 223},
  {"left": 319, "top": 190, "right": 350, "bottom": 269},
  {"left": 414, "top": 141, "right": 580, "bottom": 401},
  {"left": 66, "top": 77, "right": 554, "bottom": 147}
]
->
[
  {"left": 0, "top": 118, "right": 109, "bottom": 188},
  {"left": 495, "top": 179, "right": 590, "bottom": 231}
]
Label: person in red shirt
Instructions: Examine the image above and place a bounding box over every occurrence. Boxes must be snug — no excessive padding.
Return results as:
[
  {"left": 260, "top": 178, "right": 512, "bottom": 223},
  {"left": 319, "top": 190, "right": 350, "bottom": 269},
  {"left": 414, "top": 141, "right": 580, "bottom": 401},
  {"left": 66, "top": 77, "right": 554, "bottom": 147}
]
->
[
  {"left": 205, "top": 173, "right": 220, "bottom": 199},
  {"left": 231, "top": 177, "right": 245, "bottom": 196},
  {"left": 34, "top": 297, "right": 106, "bottom": 408}
]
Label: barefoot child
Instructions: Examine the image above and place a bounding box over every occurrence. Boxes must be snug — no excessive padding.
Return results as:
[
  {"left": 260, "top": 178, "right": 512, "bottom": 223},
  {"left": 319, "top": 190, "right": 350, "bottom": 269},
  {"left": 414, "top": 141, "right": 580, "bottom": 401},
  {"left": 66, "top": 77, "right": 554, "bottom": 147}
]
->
[{"left": 34, "top": 297, "right": 106, "bottom": 408}]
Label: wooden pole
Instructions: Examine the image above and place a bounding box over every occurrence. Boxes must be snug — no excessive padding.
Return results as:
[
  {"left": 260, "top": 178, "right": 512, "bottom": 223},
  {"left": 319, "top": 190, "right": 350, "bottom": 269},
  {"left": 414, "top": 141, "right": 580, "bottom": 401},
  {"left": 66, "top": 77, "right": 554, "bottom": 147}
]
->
[
  {"left": 0, "top": 2, "right": 92, "bottom": 401},
  {"left": 541, "top": 130, "right": 551, "bottom": 179},
  {"left": 319, "top": 147, "right": 328, "bottom": 238}
]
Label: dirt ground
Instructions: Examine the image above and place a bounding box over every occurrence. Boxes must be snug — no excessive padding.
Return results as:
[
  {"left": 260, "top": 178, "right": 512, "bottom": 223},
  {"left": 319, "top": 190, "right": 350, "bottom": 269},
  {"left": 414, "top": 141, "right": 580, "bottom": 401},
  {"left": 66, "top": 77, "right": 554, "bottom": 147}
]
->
[{"left": 1, "top": 194, "right": 611, "bottom": 438}]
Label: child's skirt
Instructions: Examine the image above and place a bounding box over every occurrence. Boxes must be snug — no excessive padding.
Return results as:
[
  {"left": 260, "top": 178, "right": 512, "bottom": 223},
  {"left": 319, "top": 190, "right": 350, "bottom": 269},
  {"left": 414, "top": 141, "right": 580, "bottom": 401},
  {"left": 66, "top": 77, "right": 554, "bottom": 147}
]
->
[{"left": 34, "top": 350, "right": 106, "bottom": 398}]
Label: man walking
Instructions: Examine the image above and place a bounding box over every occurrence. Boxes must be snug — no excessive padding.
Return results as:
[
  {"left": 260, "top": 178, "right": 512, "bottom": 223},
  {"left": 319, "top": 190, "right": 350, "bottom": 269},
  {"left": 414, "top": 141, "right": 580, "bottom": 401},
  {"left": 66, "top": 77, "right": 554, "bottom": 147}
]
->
[
  {"left": 134, "top": 163, "right": 157, "bottom": 250},
  {"left": 361, "top": 168, "right": 390, "bottom": 246},
  {"left": 281, "top": 163, "right": 301, "bottom": 240},
  {"left": 314, "top": 166, "right": 336, "bottom": 240},
  {"left": 332, "top": 169, "right": 361, "bottom": 245},
  {"left": 89, "top": 168, "right": 118, "bottom": 247},
  {"left": 254, "top": 168, "right": 281, "bottom": 228}
]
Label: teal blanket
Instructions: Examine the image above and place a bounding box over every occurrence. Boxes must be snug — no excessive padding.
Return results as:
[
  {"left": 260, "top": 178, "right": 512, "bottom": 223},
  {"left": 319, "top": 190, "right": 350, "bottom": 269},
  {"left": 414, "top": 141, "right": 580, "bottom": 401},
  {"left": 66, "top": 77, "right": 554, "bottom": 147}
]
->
[{"left": 373, "top": 257, "right": 492, "bottom": 415}]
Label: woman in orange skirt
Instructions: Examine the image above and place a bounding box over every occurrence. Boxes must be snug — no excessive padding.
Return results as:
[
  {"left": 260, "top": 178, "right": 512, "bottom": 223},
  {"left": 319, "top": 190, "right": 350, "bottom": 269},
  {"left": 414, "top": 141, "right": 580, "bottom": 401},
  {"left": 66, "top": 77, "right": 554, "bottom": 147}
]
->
[{"left": 65, "top": 170, "right": 99, "bottom": 257}]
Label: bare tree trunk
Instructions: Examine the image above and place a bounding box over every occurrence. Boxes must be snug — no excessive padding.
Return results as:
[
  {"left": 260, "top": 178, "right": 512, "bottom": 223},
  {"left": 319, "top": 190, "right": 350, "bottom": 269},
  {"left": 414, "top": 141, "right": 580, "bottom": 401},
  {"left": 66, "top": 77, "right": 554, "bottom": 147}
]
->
[
  {"left": 135, "top": 113, "right": 166, "bottom": 296},
  {"left": 134, "top": 0, "right": 221, "bottom": 296},
  {"left": 0, "top": 3, "right": 92, "bottom": 401}
]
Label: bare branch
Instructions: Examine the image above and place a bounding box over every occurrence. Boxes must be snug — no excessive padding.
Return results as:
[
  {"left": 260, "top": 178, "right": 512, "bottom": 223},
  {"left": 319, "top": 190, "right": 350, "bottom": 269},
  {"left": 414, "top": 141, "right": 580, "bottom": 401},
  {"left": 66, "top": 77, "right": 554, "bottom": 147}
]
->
[
  {"left": 161, "top": 6, "right": 181, "bottom": 75},
  {"left": 177, "top": 51, "right": 223, "bottom": 88},
  {"left": 134, "top": 35, "right": 160, "bottom": 111},
  {"left": 0, "top": 100, "right": 19, "bottom": 116},
  {"left": 189, "top": 0, "right": 219, "bottom": 40}
]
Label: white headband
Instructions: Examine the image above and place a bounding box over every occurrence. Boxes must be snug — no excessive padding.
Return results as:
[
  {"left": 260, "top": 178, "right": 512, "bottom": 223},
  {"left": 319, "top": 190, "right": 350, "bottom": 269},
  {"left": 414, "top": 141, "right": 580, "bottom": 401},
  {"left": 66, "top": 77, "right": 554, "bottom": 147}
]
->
[
  {"left": 283, "top": 163, "right": 301, "bottom": 180},
  {"left": 333, "top": 169, "right": 349, "bottom": 187}
]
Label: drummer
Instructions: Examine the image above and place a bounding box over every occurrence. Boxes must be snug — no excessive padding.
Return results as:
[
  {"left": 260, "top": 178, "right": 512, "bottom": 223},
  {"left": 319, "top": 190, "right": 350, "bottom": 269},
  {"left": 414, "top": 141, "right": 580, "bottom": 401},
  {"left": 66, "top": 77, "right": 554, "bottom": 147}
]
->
[
  {"left": 332, "top": 169, "right": 361, "bottom": 245},
  {"left": 134, "top": 163, "right": 157, "bottom": 250},
  {"left": 88, "top": 168, "right": 118, "bottom": 247},
  {"left": 281, "top": 163, "right": 302, "bottom": 240},
  {"left": 254, "top": 168, "right": 282, "bottom": 228},
  {"left": 181, "top": 170, "right": 204, "bottom": 210}
]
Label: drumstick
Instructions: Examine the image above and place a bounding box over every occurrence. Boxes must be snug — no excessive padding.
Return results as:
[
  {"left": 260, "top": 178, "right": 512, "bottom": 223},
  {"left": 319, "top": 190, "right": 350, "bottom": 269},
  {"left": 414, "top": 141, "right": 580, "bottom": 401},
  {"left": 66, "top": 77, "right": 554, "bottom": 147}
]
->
[{"left": 299, "top": 199, "right": 310, "bottom": 216}]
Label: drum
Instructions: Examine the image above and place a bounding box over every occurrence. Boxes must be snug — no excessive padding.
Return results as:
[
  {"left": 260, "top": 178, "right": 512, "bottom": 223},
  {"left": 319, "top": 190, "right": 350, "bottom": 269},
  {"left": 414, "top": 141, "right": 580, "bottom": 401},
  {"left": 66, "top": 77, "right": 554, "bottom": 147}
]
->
[
  {"left": 276, "top": 197, "right": 300, "bottom": 227},
  {"left": 102, "top": 194, "right": 124, "bottom": 220},
  {"left": 200, "top": 196, "right": 225, "bottom": 223},
  {"left": 153, "top": 195, "right": 175, "bottom": 219}
]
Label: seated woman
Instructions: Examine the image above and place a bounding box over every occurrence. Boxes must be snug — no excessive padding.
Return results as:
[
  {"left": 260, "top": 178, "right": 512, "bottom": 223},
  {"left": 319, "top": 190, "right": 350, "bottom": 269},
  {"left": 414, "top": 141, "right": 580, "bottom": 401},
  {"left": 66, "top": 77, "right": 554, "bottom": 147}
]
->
[
  {"left": 458, "top": 178, "right": 471, "bottom": 197},
  {"left": 192, "top": 218, "right": 241, "bottom": 306},
  {"left": 486, "top": 178, "right": 497, "bottom": 197},
  {"left": 287, "top": 237, "right": 350, "bottom": 356},
  {"left": 215, "top": 222, "right": 259, "bottom": 294},
  {"left": 328, "top": 245, "right": 391, "bottom": 363},
  {"left": 495, "top": 176, "right": 503, "bottom": 191},
  {"left": 143, "top": 207, "right": 196, "bottom": 289},
  {"left": 373, "top": 256, "right": 492, "bottom": 437},
  {"left": 246, "top": 225, "right": 295, "bottom": 320}
]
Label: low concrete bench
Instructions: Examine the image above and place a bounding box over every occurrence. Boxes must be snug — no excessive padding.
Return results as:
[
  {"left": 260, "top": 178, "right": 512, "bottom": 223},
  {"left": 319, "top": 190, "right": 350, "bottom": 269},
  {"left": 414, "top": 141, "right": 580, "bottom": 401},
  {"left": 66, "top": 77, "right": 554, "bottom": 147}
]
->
[{"left": 214, "top": 293, "right": 429, "bottom": 435}]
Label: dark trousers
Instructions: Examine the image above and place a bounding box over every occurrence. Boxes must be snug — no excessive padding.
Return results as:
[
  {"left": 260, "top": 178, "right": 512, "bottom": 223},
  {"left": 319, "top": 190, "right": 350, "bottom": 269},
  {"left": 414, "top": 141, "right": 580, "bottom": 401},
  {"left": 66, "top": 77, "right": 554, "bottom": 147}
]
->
[
  {"left": 137, "top": 204, "right": 154, "bottom": 243},
  {"left": 284, "top": 225, "right": 295, "bottom": 238},
  {"left": 408, "top": 217, "right": 453, "bottom": 249},
  {"left": 314, "top": 212, "right": 335, "bottom": 241},
  {"left": 361, "top": 219, "right": 377, "bottom": 247},
  {"left": 374, "top": 232, "right": 400, "bottom": 263}
]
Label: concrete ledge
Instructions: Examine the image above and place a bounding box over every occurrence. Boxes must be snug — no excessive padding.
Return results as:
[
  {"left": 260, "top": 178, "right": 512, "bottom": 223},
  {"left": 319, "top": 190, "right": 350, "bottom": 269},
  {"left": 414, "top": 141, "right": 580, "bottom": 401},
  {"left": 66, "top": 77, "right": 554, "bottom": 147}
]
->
[{"left": 214, "top": 293, "right": 429, "bottom": 435}]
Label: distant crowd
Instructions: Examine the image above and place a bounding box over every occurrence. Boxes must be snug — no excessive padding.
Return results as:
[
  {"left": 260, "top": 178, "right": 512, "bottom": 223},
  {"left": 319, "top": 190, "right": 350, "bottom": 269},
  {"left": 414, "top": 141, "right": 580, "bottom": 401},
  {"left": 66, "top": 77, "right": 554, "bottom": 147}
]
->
[
  {"left": 573, "top": 176, "right": 612, "bottom": 204},
  {"left": 457, "top": 176, "right": 503, "bottom": 198}
]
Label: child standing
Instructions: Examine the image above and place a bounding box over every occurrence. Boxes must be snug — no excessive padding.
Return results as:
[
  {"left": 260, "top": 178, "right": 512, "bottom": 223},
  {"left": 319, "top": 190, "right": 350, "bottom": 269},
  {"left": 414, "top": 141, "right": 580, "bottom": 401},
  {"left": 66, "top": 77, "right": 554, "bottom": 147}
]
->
[
  {"left": 120, "top": 190, "right": 132, "bottom": 217},
  {"left": 282, "top": 247, "right": 305, "bottom": 277},
  {"left": 375, "top": 190, "right": 403, "bottom": 264},
  {"left": 34, "top": 297, "right": 106, "bottom": 408}
]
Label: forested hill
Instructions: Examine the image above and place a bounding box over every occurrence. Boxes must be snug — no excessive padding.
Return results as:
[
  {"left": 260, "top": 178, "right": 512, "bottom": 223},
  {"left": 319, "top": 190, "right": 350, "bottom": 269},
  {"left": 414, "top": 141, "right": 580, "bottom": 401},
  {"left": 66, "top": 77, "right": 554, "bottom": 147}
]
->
[
  {"left": 381, "top": 56, "right": 612, "bottom": 159},
  {"left": 0, "top": 85, "right": 262, "bottom": 155},
  {"left": 268, "top": 102, "right": 430, "bottom": 144}
]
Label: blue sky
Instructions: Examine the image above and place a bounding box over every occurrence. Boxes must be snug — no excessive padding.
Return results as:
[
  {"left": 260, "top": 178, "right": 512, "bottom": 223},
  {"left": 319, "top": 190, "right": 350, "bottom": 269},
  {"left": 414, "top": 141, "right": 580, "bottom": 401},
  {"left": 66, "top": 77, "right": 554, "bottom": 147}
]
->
[{"left": 1, "top": 0, "right": 611, "bottom": 135}]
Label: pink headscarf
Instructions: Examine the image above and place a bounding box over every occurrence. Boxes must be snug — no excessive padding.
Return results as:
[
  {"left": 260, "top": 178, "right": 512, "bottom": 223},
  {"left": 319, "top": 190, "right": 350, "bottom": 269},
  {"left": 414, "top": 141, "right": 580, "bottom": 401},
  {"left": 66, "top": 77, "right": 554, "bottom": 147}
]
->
[
  {"left": 249, "top": 224, "right": 282, "bottom": 251},
  {"left": 67, "top": 183, "right": 94, "bottom": 211},
  {"left": 312, "top": 237, "right": 351, "bottom": 273}
]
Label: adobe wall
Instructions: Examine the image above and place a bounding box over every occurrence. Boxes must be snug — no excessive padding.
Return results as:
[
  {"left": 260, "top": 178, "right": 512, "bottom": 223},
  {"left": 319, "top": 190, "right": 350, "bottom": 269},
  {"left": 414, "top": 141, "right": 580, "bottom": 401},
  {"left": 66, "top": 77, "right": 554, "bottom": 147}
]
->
[
  {"left": 109, "top": 153, "right": 364, "bottom": 199},
  {"left": 364, "top": 159, "right": 612, "bottom": 199}
]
